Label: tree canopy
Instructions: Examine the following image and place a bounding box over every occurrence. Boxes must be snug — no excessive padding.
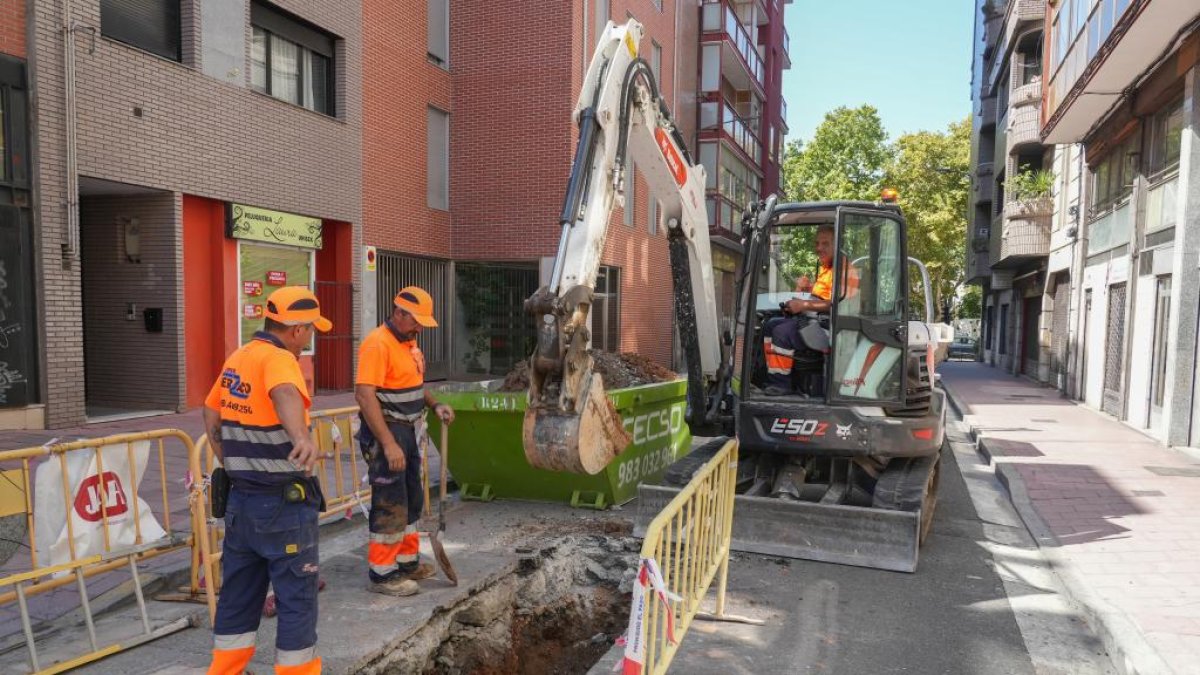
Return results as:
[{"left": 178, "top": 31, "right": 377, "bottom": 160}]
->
[{"left": 781, "top": 109, "right": 972, "bottom": 318}]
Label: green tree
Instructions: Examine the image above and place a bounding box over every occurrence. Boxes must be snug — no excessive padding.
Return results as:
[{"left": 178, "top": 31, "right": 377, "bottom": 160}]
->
[
  {"left": 782, "top": 106, "right": 891, "bottom": 203},
  {"left": 884, "top": 116, "right": 971, "bottom": 317},
  {"left": 958, "top": 285, "right": 982, "bottom": 319}
]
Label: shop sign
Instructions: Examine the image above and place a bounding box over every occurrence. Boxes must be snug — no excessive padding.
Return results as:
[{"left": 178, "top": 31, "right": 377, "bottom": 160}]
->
[
  {"left": 365, "top": 246, "right": 377, "bottom": 273},
  {"left": 243, "top": 281, "right": 263, "bottom": 296},
  {"left": 227, "top": 203, "right": 323, "bottom": 249},
  {"left": 266, "top": 271, "right": 287, "bottom": 286},
  {"left": 244, "top": 304, "right": 263, "bottom": 318}
]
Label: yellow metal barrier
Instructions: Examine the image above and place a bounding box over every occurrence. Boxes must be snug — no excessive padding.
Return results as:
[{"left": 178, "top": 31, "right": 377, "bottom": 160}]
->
[
  {"left": 0, "top": 430, "right": 199, "bottom": 674},
  {"left": 189, "top": 406, "right": 372, "bottom": 623},
  {"left": 624, "top": 439, "right": 738, "bottom": 674}
]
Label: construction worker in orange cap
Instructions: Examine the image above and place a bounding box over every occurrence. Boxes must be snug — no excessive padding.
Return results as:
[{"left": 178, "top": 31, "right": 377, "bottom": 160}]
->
[
  {"left": 355, "top": 285, "right": 455, "bottom": 596},
  {"left": 203, "top": 286, "right": 331, "bottom": 675}
]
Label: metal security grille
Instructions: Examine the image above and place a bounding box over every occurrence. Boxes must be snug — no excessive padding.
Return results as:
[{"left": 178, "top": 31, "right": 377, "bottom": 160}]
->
[
  {"left": 1102, "top": 282, "right": 1127, "bottom": 416},
  {"left": 1051, "top": 274, "right": 1070, "bottom": 378},
  {"left": 376, "top": 251, "right": 451, "bottom": 380},
  {"left": 454, "top": 263, "right": 539, "bottom": 378},
  {"left": 314, "top": 281, "right": 353, "bottom": 391}
]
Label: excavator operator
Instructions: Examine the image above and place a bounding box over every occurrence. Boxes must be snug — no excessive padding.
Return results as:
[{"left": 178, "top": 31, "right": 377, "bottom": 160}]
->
[{"left": 763, "top": 226, "right": 858, "bottom": 396}]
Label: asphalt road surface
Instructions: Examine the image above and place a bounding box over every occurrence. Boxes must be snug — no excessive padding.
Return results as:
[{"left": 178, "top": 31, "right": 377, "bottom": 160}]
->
[{"left": 662, "top": 408, "right": 1115, "bottom": 675}]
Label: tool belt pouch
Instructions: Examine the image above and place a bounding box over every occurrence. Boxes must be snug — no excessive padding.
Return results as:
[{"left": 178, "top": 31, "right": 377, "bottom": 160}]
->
[
  {"left": 356, "top": 413, "right": 376, "bottom": 463},
  {"left": 210, "top": 467, "right": 231, "bottom": 519},
  {"left": 284, "top": 478, "right": 326, "bottom": 512}
]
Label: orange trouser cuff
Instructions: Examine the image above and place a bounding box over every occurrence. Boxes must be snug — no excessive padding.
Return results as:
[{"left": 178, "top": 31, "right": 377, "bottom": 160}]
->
[
  {"left": 276, "top": 656, "right": 322, "bottom": 675},
  {"left": 208, "top": 646, "right": 255, "bottom": 675}
]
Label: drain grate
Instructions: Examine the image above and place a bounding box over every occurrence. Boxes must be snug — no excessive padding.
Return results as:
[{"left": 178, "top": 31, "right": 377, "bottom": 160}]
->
[
  {"left": 1143, "top": 466, "right": 1200, "bottom": 478},
  {"left": 1131, "top": 490, "right": 1166, "bottom": 497},
  {"left": 1030, "top": 418, "right": 1058, "bottom": 423}
]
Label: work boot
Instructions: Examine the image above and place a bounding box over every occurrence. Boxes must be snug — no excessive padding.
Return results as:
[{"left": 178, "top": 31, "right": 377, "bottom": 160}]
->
[
  {"left": 398, "top": 561, "right": 436, "bottom": 581},
  {"left": 367, "top": 575, "right": 419, "bottom": 597}
]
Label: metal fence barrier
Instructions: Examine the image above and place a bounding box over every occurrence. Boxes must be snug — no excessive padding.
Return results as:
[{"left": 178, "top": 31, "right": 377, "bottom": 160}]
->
[
  {"left": 190, "top": 406, "right": 373, "bottom": 623},
  {"left": 0, "top": 430, "right": 198, "bottom": 674},
  {"left": 622, "top": 438, "right": 738, "bottom": 674}
]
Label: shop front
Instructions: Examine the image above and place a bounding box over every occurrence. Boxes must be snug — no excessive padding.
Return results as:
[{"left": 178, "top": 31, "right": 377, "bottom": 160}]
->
[{"left": 183, "top": 197, "right": 353, "bottom": 407}]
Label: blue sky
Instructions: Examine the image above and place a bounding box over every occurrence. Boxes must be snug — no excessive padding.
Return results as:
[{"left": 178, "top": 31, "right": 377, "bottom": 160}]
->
[{"left": 781, "top": 0, "right": 975, "bottom": 145}]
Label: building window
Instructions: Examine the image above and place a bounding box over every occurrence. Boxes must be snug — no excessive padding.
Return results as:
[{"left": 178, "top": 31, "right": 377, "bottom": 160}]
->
[
  {"left": 651, "top": 40, "right": 662, "bottom": 88},
  {"left": 100, "top": 0, "right": 182, "bottom": 62},
  {"left": 427, "top": 107, "right": 450, "bottom": 210},
  {"left": 1148, "top": 99, "right": 1183, "bottom": 178},
  {"left": 652, "top": 0, "right": 663, "bottom": 11},
  {"left": 251, "top": 3, "right": 336, "bottom": 116},
  {"left": 592, "top": 266, "right": 621, "bottom": 351},
  {"left": 998, "top": 304, "right": 1008, "bottom": 354},
  {"left": 1151, "top": 275, "right": 1171, "bottom": 410},
  {"left": 985, "top": 305, "right": 994, "bottom": 350},
  {"left": 649, "top": 199, "right": 659, "bottom": 235},
  {"left": 427, "top": 0, "right": 449, "bottom": 67},
  {"left": 596, "top": 0, "right": 610, "bottom": 39},
  {"left": 1089, "top": 135, "right": 1136, "bottom": 214}
]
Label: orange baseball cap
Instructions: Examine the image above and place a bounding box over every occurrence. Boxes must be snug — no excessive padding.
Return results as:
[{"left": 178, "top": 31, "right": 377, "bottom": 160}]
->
[
  {"left": 265, "top": 286, "right": 333, "bottom": 332},
  {"left": 394, "top": 286, "right": 438, "bottom": 327}
]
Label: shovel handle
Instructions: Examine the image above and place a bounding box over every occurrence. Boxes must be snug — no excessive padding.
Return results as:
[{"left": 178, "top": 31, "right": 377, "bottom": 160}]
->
[{"left": 438, "top": 422, "right": 450, "bottom": 527}]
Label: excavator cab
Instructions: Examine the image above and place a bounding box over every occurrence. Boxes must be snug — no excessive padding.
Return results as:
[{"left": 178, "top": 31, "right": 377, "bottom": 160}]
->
[{"left": 745, "top": 204, "right": 910, "bottom": 408}]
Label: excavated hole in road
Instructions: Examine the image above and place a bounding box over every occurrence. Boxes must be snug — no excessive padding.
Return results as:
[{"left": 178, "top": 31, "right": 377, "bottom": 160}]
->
[{"left": 365, "top": 526, "right": 640, "bottom": 675}]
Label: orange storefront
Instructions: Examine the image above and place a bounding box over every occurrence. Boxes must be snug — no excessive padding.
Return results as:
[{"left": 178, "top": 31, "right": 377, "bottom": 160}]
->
[{"left": 181, "top": 195, "right": 354, "bottom": 408}]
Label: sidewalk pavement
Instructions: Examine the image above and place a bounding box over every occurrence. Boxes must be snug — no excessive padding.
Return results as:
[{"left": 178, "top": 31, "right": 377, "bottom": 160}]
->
[{"left": 940, "top": 361, "right": 1200, "bottom": 675}]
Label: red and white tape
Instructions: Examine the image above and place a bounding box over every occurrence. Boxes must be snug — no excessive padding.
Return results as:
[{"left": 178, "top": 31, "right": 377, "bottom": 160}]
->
[{"left": 618, "top": 557, "right": 681, "bottom": 674}]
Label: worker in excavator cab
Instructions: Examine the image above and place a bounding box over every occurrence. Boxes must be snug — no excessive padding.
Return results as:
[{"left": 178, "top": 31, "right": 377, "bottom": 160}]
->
[{"left": 763, "top": 225, "right": 859, "bottom": 397}]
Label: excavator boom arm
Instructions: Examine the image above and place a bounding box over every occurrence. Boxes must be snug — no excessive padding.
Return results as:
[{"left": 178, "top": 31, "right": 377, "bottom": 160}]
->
[{"left": 523, "top": 20, "right": 722, "bottom": 474}]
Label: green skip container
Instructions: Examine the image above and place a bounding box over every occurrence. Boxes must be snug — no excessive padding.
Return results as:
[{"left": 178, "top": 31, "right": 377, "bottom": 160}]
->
[{"left": 425, "top": 378, "right": 692, "bottom": 509}]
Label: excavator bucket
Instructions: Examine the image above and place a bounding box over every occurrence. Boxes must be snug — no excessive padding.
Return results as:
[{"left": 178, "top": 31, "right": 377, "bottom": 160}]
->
[{"left": 523, "top": 372, "right": 633, "bottom": 474}]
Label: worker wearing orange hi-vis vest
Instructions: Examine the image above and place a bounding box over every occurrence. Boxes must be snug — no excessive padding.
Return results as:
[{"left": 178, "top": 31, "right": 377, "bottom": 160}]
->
[
  {"left": 764, "top": 225, "right": 859, "bottom": 396},
  {"left": 203, "top": 286, "right": 331, "bottom": 675},
  {"left": 355, "top": 286, "right": 454, "bottom": 597}
]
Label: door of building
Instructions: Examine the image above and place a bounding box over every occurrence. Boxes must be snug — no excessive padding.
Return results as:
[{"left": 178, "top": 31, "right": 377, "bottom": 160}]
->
[
  {"left": 1148, "top": 276, "right": 1171, "bottom": 432},
  {"left": 1102, "top": 283, "right": 1126, "bottom": 417},
  {"left": 314, "top": 281, "right": 353, "bottom": 391},
  {"left": 1021, "top": 297, "right": 1040, "bottom": 376}
]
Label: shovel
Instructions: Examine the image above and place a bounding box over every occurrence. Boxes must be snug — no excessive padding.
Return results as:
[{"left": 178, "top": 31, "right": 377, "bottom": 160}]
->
[{"left": 430, "top": 422, "right": 458, "bottom": 585}]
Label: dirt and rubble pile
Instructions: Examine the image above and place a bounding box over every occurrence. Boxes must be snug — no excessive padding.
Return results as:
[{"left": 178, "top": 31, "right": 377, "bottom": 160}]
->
[{"left": 498, "top": 351, "right": 676, "bottom": 392}]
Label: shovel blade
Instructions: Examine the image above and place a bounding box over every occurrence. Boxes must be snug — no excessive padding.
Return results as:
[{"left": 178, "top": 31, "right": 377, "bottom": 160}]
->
[{"left": 430, "top": 530, "right": 458, "bottom": 586}]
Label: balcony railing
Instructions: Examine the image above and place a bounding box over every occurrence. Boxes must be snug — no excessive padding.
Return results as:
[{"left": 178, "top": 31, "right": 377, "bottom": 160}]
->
[
  {"left": 1007, "top": 101, "right": 1041, "bottom": 150},
  {"left": 781, "top": 97, "right": 787, "bottom": 122},
  {"left": 1145, "top": 172, "right": 1179, "bottom": 235},
  {"left": 702, "top": 1, "right": 765, "bottom": 89},
  {"left": 781, "top": 28, "right": 790, "bottom": 67},
  {"left": 997, "top": 198, "right": 1051, "bottom": 264},
  {"left": 700, "top": 97, "right": 763, "bottom": 164}
]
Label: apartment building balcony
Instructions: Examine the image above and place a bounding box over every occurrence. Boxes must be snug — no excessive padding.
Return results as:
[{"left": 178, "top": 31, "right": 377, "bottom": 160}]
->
[
  {"left": 995, "top": 198, "right": 1051, "bottom": 267},
  {"left": 1013, "top": 0, "right": 1044, "bottom": 23},
  {"left": 700, "top": 95, "right": 763, "bottom": 165},
  {"left": 980, "top": 93, "right": 997, "bottom": 128},
  {"left": 1043, "top": 0, "right": 1192, "bottom": 142},
  {"left": 974, "top": 170, "right": 994, "bottom": 205},
  {"left": 702, "top": 0, "right": 766, "bottom": 94},
  {"left": 968, "top": 249, "right": 992, "bottom": 284},
  {"left": 780, "top": 27, "right": 791, "bottom": 69},
  {"left": 1007, "top": 98, "right": 1042, "bottom": 151}
]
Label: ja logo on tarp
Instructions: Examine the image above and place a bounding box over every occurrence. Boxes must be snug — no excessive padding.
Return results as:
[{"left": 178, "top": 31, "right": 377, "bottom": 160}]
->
[{"left": 72, "top": 472, "right": 129, "bottom": 522}]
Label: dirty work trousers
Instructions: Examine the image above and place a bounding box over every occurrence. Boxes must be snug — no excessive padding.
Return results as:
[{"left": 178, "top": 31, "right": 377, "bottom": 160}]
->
[
  {"left": 365, "top": 420, "right": 423, "bottom": 582},
  {"left": 764, "top": 316, "right": 805, "bottom": 390},
  {"left": 209, "top": 489, "right": 321, "bottom": 675}
]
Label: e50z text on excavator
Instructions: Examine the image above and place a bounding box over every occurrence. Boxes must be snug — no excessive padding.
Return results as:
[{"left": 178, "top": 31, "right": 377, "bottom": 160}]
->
[{"left": 522, "top": 19, "right": 954, "bottom": 572}]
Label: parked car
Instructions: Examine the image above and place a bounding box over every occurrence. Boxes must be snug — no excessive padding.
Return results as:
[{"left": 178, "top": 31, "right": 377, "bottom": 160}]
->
[{"left": 947, "top": 337, "right": 978, "bottom": 361}]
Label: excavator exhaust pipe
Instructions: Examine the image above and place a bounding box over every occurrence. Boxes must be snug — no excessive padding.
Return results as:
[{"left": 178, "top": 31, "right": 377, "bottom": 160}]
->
[{"left": 523, "top": 371, "right": 632, "bottom": 474}]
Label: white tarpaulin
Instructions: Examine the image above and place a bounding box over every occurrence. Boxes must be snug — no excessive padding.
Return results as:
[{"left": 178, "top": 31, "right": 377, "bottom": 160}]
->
[{"left": 34, "top": 440, "right": 168, "bottom": 569}]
